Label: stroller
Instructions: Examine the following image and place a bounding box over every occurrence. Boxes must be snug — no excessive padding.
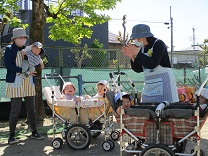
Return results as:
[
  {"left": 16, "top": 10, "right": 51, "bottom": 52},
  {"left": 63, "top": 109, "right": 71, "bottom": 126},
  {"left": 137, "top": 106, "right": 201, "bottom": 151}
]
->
[
  {"left": 43, "top": 74, "right": 114, "bottom": 150},
  {"left": 107, "top": 72, "right": 208, "bottom": 156}
]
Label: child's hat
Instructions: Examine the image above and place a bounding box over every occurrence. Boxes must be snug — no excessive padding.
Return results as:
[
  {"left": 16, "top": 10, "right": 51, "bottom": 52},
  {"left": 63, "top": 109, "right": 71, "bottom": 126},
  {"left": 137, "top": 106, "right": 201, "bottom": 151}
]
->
[
  {"left": 114, "top": 92, "right": 131, "bottom": 103},
  {"left": 96, "top": 80, "right": 109, "bottom": 88},
  {"left": 11, "top": 28, "right": 29, "bottom": 40},
  {"left": 62, "top": 82, "right": 76, "bottom": 91},
  {"left": 195, "top": 88, "right": 208, "bottom": 99},
  {"left": 33, "top": 42, "right": 44, "bottom": 54}
]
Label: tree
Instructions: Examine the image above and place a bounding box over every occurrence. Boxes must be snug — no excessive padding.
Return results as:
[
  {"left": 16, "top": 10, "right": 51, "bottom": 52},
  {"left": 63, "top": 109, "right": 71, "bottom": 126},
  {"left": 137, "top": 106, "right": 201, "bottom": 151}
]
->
[
  {"left": 89, "top": 39, "right": 108, "bottom": 67},
  {"left": 70, "top": 43, "right": 91, "bottom": 67},
  {"left": 0, "top": 0, "right": 122, "bottom": 121},
  {"left": 198, "top": 39, "right": 208, "bottom": 67}
]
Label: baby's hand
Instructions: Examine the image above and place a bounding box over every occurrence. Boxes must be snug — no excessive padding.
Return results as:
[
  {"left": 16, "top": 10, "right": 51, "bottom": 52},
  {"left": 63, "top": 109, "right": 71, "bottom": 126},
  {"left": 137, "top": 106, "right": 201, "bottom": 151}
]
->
[
  {"left": 20, "top": 50, "right": 27, "bottom": 55},
  {"left": 85, "top": 95, "right": 92, "bottom": 99},
  {"left": 76, "top": 96, "right": 81, "bottom": 102}
]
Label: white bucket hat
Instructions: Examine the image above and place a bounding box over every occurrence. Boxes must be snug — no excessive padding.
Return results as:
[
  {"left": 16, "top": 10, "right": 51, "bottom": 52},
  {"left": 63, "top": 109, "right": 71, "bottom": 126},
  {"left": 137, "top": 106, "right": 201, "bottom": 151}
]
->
[
  {"left": 62, "top": 82, "right": 76, "bottom": 92},
  {"left": 195, "top": 88, "right": 208, "bottom": 99},
  {"left": 11, "top": 28, "right": 29, "bottom": 40},
  {"left": 96, "top": 80, "right": 109, "bottom": 88}
]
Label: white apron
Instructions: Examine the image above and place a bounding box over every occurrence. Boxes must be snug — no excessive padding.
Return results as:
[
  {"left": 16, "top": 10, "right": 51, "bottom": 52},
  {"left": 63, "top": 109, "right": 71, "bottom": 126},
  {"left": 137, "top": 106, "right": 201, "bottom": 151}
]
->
[
  {"left": 141, "top": 39, "right": 179, "bottom": 103},
  {"left": 141, "top": 65, "right": 179, "bottom": 103}
]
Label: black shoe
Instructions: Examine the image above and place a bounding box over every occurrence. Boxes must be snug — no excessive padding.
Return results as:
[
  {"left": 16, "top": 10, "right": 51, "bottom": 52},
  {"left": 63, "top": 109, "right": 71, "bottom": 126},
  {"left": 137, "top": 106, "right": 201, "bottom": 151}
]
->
[
  {"left": 31, "top": 132, "right": 44, "bottom": 140},
  {"left": 8, "top": 136, "right": 18, "bottom": 145}
]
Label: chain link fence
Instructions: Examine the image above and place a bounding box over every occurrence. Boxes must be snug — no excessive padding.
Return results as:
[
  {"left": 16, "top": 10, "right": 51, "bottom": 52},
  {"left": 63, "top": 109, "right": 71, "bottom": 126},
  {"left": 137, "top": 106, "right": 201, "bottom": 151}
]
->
[{"left": 1, "top": 45, "right": 208, "bottom": 102}]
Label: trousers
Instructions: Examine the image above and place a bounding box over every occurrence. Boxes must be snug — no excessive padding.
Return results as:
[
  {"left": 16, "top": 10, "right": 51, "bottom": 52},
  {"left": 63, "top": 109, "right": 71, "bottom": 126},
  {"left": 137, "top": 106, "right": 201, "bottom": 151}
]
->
[{"left": 9, "top": 96, "right": 37, "bottom": 134}]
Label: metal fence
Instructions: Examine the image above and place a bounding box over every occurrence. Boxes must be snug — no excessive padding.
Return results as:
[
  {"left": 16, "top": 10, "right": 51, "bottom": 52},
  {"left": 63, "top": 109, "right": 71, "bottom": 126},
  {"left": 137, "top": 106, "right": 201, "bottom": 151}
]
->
[{"left": 0, "top": 45, "right": 208, "bottom": 102}]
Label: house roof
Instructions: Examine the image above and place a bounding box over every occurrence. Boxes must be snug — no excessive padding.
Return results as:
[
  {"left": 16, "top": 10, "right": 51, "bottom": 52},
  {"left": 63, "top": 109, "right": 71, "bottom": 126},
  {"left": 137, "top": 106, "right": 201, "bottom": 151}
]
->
[{"left": 108, "top": 32, "right": 121, "bottom": 44}]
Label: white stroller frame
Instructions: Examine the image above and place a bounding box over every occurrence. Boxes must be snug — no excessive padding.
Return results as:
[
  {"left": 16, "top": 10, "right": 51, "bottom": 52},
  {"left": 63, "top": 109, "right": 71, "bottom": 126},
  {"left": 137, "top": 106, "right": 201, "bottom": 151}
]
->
[
  {"left": 43, "top": 73, "right": 115, "bottom": 150},
  {"left": 108, "top": 72, "right": 208, "bottom": 156}
]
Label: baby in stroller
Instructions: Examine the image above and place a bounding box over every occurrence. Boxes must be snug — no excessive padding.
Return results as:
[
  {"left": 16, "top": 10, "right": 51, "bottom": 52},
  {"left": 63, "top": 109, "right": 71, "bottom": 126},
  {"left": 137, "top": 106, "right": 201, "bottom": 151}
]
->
[
  {"left": 114, "top": 92, "right": 132, "bottom": 115},
  {"left": 195, "top": 88, "right": 208, "bottom": 110},
  {"left": 61, "top": 82, "right": 81, "bottom": 102},
  {"left": 94, "top": 80, "right": 109, "bottom": 98}
]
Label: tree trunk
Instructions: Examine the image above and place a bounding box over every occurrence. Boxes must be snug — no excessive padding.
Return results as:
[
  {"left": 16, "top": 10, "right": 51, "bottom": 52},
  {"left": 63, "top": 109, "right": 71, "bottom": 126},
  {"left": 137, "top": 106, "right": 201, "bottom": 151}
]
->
[{"left": 30, "top": 0, "right": 46, "bottom": 125}]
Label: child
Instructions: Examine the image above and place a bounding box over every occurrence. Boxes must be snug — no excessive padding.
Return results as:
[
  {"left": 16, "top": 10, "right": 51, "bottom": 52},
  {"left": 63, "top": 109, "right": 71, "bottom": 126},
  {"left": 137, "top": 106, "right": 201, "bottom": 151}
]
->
[
  {"left": 114, "top": 92, "right": 132, "bottom": 115},
  {"left": 62, "top": 82, "right": 81, "bottom": 102},
  {"left": 94, "top": 80, "right": 109, "bottom": 98},
  {"left": 21, "top": 42, "right": 44, "bottom": 77},
  {"left": 195, "top": 88, "right": 208, "bottom": 111}
]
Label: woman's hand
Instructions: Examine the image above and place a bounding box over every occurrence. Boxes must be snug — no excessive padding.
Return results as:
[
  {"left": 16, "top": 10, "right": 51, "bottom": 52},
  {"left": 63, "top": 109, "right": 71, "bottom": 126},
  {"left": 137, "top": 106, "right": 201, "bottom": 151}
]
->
[
  {"left": 121, "top": 44, "right": 140, "bottom": 61},
  {"left": 29, "top": 71, "right": 37, "bottom": 76}
]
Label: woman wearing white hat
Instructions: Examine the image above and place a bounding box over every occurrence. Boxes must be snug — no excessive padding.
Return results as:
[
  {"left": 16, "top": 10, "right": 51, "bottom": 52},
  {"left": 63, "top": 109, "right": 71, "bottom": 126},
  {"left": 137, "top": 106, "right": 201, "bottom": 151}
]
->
[
  {"left": 122, "top": 24, "right": 179, "bottom": 103},
  {"left": 4, "top": 28, "right": 44, "bottom": 144}
]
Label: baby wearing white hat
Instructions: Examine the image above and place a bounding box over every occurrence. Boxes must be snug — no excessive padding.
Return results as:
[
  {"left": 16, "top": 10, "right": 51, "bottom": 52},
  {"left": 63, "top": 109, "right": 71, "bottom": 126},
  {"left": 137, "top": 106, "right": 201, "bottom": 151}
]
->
[
  {"left": 195, "top": 88, "right": 208, "bottom": 110},
  {"left": 93, "top": 80, "right": 109, "bottom": 98},
  {"left": 61, "top": 82, "right": 81, "bottom": 102}
]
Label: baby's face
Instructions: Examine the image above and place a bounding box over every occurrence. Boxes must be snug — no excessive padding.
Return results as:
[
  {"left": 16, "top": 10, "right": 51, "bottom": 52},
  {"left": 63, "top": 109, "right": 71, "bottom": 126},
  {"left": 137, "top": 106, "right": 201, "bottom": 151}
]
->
[
  {"left": 97, "top": 84, "right": 106, "bottom": 95},
  {"left": 122, "top": 98, "right": 131, "bottom": 108},
  {"left": 199, "top": 95, "right": 208, "bottom": 104},
  {"left": 64, "top": 85, "right": 75, "bottom": 96},
  {"left": 31, "top": 46, "right": 41, "bottom": 56}
]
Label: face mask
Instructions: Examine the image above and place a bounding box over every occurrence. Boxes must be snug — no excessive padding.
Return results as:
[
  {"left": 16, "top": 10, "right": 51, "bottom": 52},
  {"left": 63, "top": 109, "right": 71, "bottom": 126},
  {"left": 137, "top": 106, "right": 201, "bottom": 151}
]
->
[
  {"left": 15, "top": 38, "right": 27, "bottom": 47},
  {"left": 134, "top": 39, "right": 143, "bottom": 47}
]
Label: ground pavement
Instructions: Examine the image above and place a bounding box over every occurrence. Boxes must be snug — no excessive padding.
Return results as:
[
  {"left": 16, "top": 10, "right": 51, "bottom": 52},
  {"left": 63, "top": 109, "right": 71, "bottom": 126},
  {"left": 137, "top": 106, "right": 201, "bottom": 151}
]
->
[{"left": 0, "top": 117, "right": 208, "bottom": 156}]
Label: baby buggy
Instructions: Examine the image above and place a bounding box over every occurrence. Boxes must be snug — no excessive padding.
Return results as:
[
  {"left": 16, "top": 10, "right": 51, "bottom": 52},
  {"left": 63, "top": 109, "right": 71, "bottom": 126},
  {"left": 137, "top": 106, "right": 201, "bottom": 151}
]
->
[
  {"left": 107, "top": 72, "right": 208, "bottom": 156},
  {"left": 43, "top": 74, "right": 114, "bottom": 150}
]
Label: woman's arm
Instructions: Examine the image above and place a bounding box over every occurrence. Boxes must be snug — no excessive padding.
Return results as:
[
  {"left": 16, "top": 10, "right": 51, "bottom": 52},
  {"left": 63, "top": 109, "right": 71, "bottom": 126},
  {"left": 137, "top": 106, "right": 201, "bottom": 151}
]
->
[
  {"left": 4, "top": 46, "right": 22, "bottom": 73},
  {"left": 135, "top": 40, "right": 170, "bottom": 69}
]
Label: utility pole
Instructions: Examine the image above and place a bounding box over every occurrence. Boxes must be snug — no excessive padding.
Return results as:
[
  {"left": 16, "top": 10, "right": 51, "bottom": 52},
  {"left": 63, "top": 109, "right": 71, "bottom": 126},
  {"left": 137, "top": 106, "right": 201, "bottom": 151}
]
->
[{"left": 170, "top": 6, "right": 173, "bottom": 66}]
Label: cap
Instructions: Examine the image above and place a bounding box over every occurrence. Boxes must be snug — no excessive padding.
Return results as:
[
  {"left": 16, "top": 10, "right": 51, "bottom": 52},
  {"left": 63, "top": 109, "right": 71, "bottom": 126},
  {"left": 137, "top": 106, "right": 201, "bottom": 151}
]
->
[
  {"left": 130, "top": 24, "right": 153, "bottom": 39},
  {"left": 33, "top": 42, "right": 44, "bottom": 54},
  {"left": 195, "top": 88, "right": 208, "bottom": 99}
]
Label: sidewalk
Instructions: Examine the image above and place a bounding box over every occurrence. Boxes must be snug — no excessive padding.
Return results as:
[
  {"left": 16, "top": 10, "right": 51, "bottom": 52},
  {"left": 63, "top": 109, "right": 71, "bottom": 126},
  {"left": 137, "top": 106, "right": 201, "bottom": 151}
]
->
[{"left": 0, "top": 117, "right": 208, "bottom": 156}]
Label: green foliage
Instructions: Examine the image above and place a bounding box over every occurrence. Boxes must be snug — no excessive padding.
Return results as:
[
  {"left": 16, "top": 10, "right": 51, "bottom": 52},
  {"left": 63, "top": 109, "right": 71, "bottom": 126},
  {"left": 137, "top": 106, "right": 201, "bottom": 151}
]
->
[
  {"left": 197, "top": 39, "right": 208, "bottom": 67},
  {"left": 88, "top": 39, "right": 108, "bottom": 67},
  {"left": 0, "top": 0, "right": 28, "bottom": 28},
  {"left": 46, "top": 0, "right": 122, "bottom": 44},
  {"left": 70, "top": 44, "right": 92, "bottom": 67},
  {"left": 1, "top": 0, "right": 121, "bottom": 44}
]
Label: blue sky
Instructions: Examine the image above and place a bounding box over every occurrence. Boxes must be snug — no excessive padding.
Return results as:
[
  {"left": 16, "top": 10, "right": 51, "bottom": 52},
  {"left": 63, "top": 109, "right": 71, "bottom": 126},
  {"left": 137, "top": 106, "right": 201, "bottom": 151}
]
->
[{"left": 102, "top": 0, "right": 208, "bottom": 51}]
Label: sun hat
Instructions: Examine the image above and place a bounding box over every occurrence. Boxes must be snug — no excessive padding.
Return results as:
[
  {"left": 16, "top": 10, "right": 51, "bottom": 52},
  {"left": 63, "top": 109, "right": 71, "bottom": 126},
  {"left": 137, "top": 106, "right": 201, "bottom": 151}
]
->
[
  {"left": 33, "top": 42, "right": 44, "bottom": 54},
  {"left": 11, "top": 28, "right": 29, "bottom": 40},
  {"left": 114, "top": 92, "right": 132, "bottom": 103},
  {"left": 195, "top": 88, "right": 208, "bottom": 99},
  {"left": 62, "top": 82, "right": 76, "bottom": 92},
  {"left": 96, "top": 80, "right": 109, "bottom": 88},
  {"left": 130, "top": 24, "right": 154, "bottom": 39}
]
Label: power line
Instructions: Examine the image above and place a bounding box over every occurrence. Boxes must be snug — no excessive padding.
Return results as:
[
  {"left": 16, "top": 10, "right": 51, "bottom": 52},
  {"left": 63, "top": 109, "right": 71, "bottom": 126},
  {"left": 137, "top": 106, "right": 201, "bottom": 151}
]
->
[{"left": 110, "top": 18, "right": 169, "bottom": 24}]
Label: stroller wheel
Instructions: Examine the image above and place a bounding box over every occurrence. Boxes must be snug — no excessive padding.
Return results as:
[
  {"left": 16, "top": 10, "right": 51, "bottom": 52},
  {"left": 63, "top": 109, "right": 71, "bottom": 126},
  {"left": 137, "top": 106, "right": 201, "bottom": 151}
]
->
[
  {"left": 65, "top": 124, "right": 91, "bottom": 150},
  {"left": 110, "top": 130, "right": 120, "bottom": 140},
  {"left": 140, "top": 144, "right": 175, "bottom": 156},
  {"left": 102, "top": 140, "right": 113, "bottom": 151},
  {"left": 107, "top": 139, "right": 115, "bottom": 149},
  {"left": 52, "top": 137, "right": 63, "bottom": 149},
  {"left": 191, "top": 149, "right": 205, "bottom": 156},
  {"left": 90, "top": 120, "right": 102, "bottom": 138}
]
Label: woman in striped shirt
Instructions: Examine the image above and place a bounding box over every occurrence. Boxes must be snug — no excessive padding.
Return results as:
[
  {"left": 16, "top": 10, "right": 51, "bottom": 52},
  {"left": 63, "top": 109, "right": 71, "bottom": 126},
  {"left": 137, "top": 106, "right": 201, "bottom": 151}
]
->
[{"left": 4, "top": 28, "right": 44, "bottom": 144}]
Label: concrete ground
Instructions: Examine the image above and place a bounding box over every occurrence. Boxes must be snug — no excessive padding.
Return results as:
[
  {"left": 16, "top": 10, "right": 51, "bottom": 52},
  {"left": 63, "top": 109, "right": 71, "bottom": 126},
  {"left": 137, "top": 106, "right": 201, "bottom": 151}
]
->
[{"left": 0, "top": 117, "right": 208, "bottom": 156}]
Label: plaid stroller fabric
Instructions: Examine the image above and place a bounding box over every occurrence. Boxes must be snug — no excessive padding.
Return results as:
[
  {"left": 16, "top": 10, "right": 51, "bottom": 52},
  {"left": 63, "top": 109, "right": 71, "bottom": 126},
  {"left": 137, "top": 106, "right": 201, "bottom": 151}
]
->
[
  {"left": 170, "top": 117, "right": 206, "bottom": 137},
  {"left": 117, "top": 115, "right": 148, "bottom": 135}
]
